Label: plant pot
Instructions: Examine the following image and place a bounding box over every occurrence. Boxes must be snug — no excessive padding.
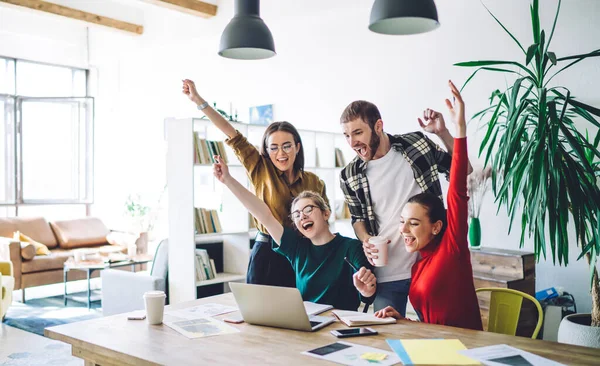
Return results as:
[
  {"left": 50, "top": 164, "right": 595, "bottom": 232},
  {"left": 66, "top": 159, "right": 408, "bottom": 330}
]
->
[
  {"left": 468, "top": 217, "right": 481, "bottom": 248},
  {"left": 557, "top": 313, "right": 600, "bottom": 348}
]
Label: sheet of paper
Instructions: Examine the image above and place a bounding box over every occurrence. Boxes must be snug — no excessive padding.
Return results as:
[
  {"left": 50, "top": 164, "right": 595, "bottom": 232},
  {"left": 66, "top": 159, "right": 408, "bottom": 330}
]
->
[
  {"left": 458, "top": 344, "right": 565, "bottom": 366},
  {"left": 163, "top": 316, "right": 239, "bottom": 339},
  {"left": 387, "top": 339, "right": 479, "bottom": 365},
  {"left": 303, "top": 341, "right": 400, "bottom": 366},
  {"left": 165, "top": 303, "right": 238, "bottom": 319}
]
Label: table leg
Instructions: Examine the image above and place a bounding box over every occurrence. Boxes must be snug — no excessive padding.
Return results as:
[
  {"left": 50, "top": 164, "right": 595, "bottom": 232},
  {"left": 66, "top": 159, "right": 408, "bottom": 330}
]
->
[
  {"left": 87, "top": 269, "right": 92, "bottom": 310},
  {"left": 64, "top": 268, "right": 68, "bottom": 306}
]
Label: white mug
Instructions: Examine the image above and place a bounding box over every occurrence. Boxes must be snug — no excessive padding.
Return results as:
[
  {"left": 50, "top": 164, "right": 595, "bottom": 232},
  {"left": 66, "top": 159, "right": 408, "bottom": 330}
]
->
[
  {"left": 143, "top": 291, "right": 166, "bottom": 325},
  {"left": 369, "top": 236, "right": 388, "bottom": 267}
]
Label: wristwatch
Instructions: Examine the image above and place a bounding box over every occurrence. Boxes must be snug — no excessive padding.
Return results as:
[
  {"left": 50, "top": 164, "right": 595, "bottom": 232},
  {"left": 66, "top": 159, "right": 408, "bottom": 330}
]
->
[{"left": 197, "top": 102, "right": 209, "bottom": 111}]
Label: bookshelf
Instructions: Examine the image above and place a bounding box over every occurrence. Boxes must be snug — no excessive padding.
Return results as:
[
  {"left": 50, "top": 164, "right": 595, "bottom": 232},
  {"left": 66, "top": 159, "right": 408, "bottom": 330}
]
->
[{"left": 165, "top": 118, "right": 357, "bottom": 304}]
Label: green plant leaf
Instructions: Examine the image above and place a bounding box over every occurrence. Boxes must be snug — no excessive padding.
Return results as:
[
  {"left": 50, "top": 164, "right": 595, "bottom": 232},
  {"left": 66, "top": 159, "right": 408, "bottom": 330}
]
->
[
  {"left": 455, "top": 60, "right": 537, "bottom": 81},
  {"left": 481, "top": 0, "right": 526, "bottom": 54},
  {"left": 526, "top": 44, "right": 538, "bottom": 65},
  {"left": 547, "top": 52, "right": 557, "bottom": 66},
  {"left": 545, "top": 0, "right": 562, "bottom": 53},
  {"left": 531, "top": 0, "right": 540, "bottom": 44},
  {"left": 556, "top": 49, "right": 600, "bottom": 62},
  {"left": 459, "top": 67, "right": 520, "bottom": 92}
]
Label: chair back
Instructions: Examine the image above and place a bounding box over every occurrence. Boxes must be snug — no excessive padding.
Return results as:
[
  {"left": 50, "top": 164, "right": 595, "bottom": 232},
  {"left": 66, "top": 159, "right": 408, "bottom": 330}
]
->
[
  {"left": 476, "top": 287, "right": 543, "bottom": 339},
  {"left": 150, "top": 239, "right": 168, "bottom": 279}
]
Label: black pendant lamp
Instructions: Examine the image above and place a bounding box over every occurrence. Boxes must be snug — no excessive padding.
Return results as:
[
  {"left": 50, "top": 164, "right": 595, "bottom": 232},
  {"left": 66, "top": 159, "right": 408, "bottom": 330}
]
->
[
  {"left": 369, "top": 0, "right": 440, "bottom": 35},
  {"left": 219, "top": 0, "right": 276, "bottom": 60}
]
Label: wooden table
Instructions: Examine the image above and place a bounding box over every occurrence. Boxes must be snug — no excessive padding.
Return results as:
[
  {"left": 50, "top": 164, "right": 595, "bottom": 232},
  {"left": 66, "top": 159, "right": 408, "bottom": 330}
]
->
[{"left": 46, "top": 293, "right": 600, "bottom": 366}]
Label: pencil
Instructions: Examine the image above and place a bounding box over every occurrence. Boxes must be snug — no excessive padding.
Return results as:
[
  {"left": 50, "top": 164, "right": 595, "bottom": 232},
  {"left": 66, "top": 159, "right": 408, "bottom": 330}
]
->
[{"left": 344, "top": 257, "right": 375, "bottom": 287}]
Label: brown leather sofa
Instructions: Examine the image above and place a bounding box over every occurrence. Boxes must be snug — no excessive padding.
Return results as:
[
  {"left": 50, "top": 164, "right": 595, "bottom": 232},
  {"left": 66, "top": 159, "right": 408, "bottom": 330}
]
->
[{"left": 0, "top": 216, "right": 147, "bottom": 302}]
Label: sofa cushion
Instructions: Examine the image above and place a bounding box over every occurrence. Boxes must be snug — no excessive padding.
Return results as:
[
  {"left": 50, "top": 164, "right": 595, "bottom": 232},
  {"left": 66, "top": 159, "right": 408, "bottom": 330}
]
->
[
  {"left": 20, "top": 242, "right": 35, "bottom": 261},
  {"left": 17, "top": 232, "right": 51, "bottom": 256},
  {"left": 21, "top": 245, "right": 126, "bottom": 273},
  {"left": 50, "top": 218, "right": 110, "bottom": 249},
  {"left": 0, "top": 217, "right": 58, "bottom": 249}
]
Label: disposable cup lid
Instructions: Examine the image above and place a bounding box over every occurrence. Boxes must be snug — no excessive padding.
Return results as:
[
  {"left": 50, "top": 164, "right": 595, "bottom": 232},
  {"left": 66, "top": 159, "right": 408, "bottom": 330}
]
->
[
  {"left": 143, "top": 291, "right": 166, "bottom": 298},
  {"left": 368, "top": 236, "right": 387, "bottom": 245}
]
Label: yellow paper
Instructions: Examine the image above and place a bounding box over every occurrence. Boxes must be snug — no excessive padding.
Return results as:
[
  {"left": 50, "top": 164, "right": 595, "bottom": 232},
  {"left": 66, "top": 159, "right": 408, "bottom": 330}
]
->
[
  {"left": 360, "top": 352, "right": 388, "bottom": 361},
  {"left": 401, "top": 339, "right": 479, "bottom": 365}
]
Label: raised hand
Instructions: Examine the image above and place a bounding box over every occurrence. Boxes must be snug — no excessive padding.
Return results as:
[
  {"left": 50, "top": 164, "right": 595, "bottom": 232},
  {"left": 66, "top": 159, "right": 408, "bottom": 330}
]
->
[
  {"left": 213, "top": 155, "right": 230, "bottom": 184},
  {"left": 418, "top": 108, "right": 448, "bottom": 136},
  {"left": 444, "top": 80, "right": 467, "bottom": 138},
  {"left": 182, "top": 79, "right": 202, "bottom": 105},
  {"left": 352, "top": 267, "right": 377, "bottom": 297},
  {"left": 374, "top": 306, "right": 403, "bottom": 320}
]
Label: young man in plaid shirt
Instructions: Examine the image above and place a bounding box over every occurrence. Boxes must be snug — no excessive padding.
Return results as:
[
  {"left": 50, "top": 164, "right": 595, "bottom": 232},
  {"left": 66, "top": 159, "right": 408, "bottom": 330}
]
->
[{"left": 339, "top": 100, "right": 472, "bottom": 315}]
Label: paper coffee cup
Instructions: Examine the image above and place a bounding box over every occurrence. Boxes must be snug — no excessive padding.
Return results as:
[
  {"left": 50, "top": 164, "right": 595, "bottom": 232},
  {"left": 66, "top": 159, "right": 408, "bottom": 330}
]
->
[
  {"left": 143, "top": 291, "right": 166, "bottom": 325},
  {"left": 369, "top": 236, "right": 388, "bottom": 267}
]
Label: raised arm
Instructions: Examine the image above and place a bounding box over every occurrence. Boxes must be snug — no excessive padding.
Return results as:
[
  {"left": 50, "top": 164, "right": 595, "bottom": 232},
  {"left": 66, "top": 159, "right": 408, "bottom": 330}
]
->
[
  {"left": 182, "top": 79, "right": 237, "bottom": 139},
  {"left": 444, "top": 81, "right": 469, "bottom": 252},
  {"left": 213, "top": 156, "right": 284, "bottom": 244}
]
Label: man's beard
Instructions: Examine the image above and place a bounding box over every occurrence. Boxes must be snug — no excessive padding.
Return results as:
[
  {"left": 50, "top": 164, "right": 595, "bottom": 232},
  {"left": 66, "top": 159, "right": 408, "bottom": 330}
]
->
[{"left": 367, "top": 129, "right": 381, "bottom": 160}]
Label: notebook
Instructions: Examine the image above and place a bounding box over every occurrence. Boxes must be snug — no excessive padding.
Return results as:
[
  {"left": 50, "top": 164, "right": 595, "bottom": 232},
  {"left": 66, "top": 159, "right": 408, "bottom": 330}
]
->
[
  {"left": 386, "top": 339, "right": 479, "bottom": 365},
  {"left": 331, "top": 310, "right": 396, "bottom": 327},
  {"left": 304, "top": 302, "right": 334, "bottom": 316}
]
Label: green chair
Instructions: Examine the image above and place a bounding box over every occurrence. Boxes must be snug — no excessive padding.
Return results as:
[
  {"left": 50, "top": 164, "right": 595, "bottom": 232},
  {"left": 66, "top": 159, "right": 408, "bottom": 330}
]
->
[{"left": 476, "top": 287, "right": 543, "bottom": 339}]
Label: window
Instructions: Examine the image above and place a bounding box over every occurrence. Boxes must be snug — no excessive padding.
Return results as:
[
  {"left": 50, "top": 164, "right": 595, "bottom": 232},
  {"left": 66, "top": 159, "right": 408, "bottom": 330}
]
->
[{"left": 0, "top": 57, "right": 93, "bottom": 214}]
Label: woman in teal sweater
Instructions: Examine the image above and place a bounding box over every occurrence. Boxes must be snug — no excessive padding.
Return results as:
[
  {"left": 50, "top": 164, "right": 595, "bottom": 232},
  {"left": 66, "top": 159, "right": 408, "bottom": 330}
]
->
[{"left": 213, "top": 156, "right": 376, "bottom": 311}]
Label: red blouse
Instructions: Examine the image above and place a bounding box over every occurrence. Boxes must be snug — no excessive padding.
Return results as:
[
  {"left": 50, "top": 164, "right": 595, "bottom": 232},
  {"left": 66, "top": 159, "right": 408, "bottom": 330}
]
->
[{"left": 409, "top": 137, "right": 483, "bottom": 331}]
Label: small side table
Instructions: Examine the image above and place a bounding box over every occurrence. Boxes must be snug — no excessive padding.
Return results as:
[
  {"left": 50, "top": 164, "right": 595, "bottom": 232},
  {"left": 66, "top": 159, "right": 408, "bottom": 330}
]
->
[{"left": 63, "top": 255, "right": 153, "bottom": 309}]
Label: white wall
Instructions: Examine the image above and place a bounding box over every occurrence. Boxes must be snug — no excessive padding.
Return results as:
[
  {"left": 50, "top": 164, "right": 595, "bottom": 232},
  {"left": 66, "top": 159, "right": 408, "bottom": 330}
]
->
[{"left": 1, "top": 0, "right": 598, "bottom": 312}]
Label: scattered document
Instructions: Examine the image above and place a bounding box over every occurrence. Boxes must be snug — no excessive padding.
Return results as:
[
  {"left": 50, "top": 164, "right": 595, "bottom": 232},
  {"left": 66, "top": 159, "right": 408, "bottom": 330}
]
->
[
  {"left": 332, "top": 310, "right": 396, "bottom": 327},
  {"left": 304, "top": 301, "right": 333, "bottom": 316},
  {"left": 303, "top": 341, "right": 400, "bottom": 366},
  {"left": 458, "top": 344, "right": 565, "bottom": 366},
  {"left": 387, "top": 339, "right": 478, "bottom": 365},
  {"left": 163, "top": 316, "right": 239, "bottom": 339},
  {"left": 165, "top": 303, "right": 238, "bottom": 319}
]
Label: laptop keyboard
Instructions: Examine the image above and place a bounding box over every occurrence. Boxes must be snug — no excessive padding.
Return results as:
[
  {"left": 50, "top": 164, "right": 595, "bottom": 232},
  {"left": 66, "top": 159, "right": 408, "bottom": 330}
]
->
[{"left": 310, "top": 321, "right": 321, "bottom": 328}]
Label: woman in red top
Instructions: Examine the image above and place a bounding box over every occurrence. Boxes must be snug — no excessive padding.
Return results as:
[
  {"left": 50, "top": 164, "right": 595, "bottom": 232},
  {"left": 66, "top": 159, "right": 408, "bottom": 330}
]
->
[{"left": 375, "top": 80, "right": 482, "bottom": 331}]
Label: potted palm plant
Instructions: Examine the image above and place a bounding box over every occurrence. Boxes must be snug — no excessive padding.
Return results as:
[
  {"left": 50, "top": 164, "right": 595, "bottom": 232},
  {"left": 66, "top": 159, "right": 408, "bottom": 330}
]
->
[{"left": 455, "top": 0, "right": 600, "bottom": 346}]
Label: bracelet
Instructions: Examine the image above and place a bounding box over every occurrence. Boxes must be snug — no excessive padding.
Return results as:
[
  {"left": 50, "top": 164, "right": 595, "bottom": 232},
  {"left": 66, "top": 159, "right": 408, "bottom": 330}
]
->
[{"left": 197, "top": 102, "right": 209, "bottom": 111}]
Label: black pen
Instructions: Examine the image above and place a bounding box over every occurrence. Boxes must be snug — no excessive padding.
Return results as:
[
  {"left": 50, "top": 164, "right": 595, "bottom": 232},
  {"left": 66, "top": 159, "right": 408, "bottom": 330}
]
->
[{"left": 344, "top": 257, "right": 375, "bottom": 287}]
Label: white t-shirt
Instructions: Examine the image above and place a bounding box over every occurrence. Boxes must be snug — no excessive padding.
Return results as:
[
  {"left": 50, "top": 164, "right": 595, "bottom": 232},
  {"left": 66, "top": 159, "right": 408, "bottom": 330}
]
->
[{"left": 365, "top": 148, "right": 421, "bottom": 283}]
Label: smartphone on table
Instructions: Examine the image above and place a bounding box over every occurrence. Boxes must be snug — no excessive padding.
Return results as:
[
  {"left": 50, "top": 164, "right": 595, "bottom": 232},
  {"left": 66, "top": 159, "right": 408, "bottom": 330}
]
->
[{"left": 330, "top": 327, "right": 378, "bottom": 338}]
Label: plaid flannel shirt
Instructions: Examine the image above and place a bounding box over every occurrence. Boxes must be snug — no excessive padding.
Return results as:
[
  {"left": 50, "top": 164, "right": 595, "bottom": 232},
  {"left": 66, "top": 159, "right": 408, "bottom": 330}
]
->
[{"left": 339, "top": 132, "right": 452, "bottom": 236}]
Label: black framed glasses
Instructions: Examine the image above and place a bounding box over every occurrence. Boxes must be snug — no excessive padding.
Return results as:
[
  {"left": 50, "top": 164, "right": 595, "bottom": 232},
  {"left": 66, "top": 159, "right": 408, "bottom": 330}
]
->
[
  {"left": 268, "top": 143, "right": 294, "bottom": 155},
  {"left": 290, "top": 205, "right": 318, "bottom": 221}
]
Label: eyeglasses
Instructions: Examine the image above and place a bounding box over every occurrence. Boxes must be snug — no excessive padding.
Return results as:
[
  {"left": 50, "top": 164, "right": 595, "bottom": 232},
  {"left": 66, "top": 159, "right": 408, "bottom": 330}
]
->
[
  {"left": 290, "top": 205, "right": 318, "bottom": 221},
  {"left": 268, "top": 143, "right": 294, "bottom": 155}
]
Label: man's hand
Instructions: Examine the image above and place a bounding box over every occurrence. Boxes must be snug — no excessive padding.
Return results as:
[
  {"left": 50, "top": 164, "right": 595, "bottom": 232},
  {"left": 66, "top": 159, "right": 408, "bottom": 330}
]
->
[
  {"left": 352, "top": 267, "right": 377, "bottom": 297},
  {"left": 418, "top": 108, "right": 449, "bottom": 136},
  {"left": 362, "top": 238, "right": 376, "bottom": 266},
  {"left": 374, "top": 306, "right": 403, "bottom": 320}
]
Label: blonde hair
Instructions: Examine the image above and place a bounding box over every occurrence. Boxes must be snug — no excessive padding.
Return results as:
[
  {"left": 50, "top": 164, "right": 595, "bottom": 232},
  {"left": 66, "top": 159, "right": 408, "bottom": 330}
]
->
[{"left": 291, "top": 191, "right": 330, "bottom": 213}]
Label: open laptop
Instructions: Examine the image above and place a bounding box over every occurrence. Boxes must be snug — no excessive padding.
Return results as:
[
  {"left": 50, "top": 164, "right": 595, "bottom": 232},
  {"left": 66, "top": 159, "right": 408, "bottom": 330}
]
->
[{"left": 229, "top": 282, "right": 335, "bottom": 332}]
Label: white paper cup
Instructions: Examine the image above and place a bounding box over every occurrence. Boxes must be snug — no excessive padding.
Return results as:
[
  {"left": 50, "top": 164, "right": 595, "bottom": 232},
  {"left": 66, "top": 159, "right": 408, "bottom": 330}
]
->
[
  {"left": 143, "top": 291, "right": 166, "bottom": 325},
  {"left": 369, "top": 236, "right": 388, "bottom": 267}
]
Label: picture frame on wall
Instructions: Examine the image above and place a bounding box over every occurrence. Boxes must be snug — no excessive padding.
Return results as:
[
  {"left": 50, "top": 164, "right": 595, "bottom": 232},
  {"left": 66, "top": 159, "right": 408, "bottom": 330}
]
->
[{"left": 249, "top": 104, "right": 273, "bottom": 126}]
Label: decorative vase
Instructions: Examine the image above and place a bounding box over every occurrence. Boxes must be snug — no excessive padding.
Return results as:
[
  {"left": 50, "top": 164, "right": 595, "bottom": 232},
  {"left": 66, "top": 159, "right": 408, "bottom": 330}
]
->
[
  {"left": 558, "top": 313, "right": 600, "bottom": 348},
  {"left": 468, "top": 217, "right": 481, "bottom": 248}
]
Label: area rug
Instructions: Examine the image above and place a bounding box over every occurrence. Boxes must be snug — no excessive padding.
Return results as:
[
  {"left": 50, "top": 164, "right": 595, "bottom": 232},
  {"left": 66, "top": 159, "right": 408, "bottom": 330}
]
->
[
  {"left": 3, "top": 292, "right": 102, "bottom": 337},
  {"left": 0, "top": 342, "right": 82, "bottom": 366}
]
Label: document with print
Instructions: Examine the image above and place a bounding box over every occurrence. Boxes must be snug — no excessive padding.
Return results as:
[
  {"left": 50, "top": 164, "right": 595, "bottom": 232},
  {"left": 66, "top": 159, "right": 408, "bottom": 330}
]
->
[
  {"left": 165, "top": 303, "right": 238, "bottom": 319},
  {"left": 163, "top": 316, "right": 239, "bottom": 339},
  {"left": 303, "top": 341, "right": 400, "bottom": 365},
  {"left": 458, "top": 344, "right": 565, "bottom": 366}
]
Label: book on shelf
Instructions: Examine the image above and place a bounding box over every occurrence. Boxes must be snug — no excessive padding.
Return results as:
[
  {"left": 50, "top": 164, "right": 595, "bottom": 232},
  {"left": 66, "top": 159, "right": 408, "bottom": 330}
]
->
[
  {"left": 315, "top": 147, "right": 320, "bottom": 168},
  {"left": 193, "top": 133, "right": 228, "bottom": 164},
  {"left": 331, "top": 309, "right": 396, "bottom": 326},
  {"left": 194, "top": 208, "right": 222, "bottom": 234},
  {"left": 195, "top": 248, "right": 216, "bottom": 281},
  {"left": 334, "top": 148, "right": 345, "bottom": 167}
]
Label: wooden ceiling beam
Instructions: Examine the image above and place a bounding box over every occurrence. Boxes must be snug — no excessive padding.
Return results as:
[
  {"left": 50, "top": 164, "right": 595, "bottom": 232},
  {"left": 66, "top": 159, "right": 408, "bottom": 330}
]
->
[
  {"left": 140, "top": 0, "right": 217, "bottom": 18},
  {"left": 0, "top": 0, "right": 144, "bottom": 35}
]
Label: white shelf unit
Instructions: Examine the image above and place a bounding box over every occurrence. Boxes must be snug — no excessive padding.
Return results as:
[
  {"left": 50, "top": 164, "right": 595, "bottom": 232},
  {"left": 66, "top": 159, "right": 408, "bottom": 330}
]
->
[{"left": 165, "top": 118, "right": 356, "bottom": 304}]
